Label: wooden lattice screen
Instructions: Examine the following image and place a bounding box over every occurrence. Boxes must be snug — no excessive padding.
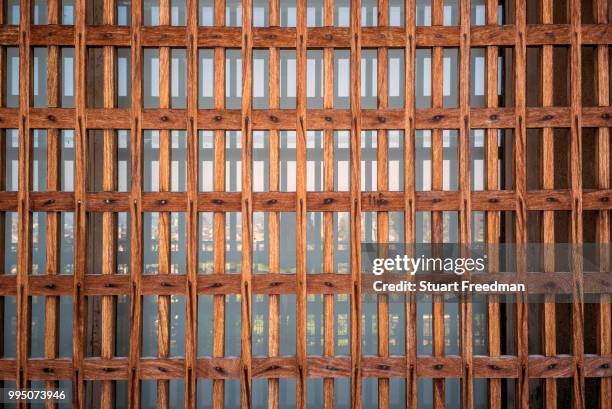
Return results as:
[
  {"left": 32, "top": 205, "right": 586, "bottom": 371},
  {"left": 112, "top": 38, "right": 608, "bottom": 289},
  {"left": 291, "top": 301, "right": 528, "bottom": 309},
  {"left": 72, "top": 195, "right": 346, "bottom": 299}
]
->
[{"left": 0, "top": 0, "right": 611, "bottom": 408}]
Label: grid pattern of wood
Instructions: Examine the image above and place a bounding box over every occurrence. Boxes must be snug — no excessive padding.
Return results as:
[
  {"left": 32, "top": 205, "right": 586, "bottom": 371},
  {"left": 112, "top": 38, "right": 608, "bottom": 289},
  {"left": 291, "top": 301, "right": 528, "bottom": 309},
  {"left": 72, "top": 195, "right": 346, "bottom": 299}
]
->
[{"left": 0, "top": 0, "right": 610, "bottom": 408}]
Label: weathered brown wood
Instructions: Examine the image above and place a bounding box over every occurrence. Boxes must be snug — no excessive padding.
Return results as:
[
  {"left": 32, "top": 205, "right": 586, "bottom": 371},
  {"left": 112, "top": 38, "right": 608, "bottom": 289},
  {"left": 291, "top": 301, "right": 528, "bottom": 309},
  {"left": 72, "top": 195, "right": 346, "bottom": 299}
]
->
[
  {"left": 14, "top": 190, "right": 612, "bottom": 213},
  {"left": 127, "top": 0, "right": 144, "bottom": 407},
  {"left": 0, "top": 2, "right": 608, "bottom": 408},
  {"left": 376, "top": 0, "right": 390, "bottom": 404},
  {"left": 185, "top": 0, "right": 199, "bottom": 406},
  {"left": 100, "top": 0, "right": 118, "bottom": 406},
  {"left": 44, "top": 1, "right": 61, "bottom": 405},
  {"left": 212, "top": 0, "right": 226, "bottom": 405},
  {"left": 514, "top": 1, "right": 529, "bottom": 408},
  {"left": 2, "top": 24, "right": 612, "bottom": 48},
  {"left": 266, "top": 2, "right": 281, "bottom": 407},
  {"left": 240, "top": 0, "right": 254, "bottom": 406},
  {"left": 16, "top": 0, "right": 32, "bottom": 402},
  {"left": 349, "top": 0, "right": 363, "bottom": 407},
  {"left": 2, "top": 354, "right": 612, "bottom": 381},
  {"left": 431, "top": 1, "right": 444, "bottom": 407},
  {"left": 73, "top": 0, "right": 88, "bottom": 406},
  {"left": 295, "top": 0, "right": 308, "bottom": 406},
  {"left": 540, "top": 2, "right": 557, "bottom": 408},
  {"left": 157, "top": 3, "right": 172, "bottom": 405},
  {"left": 1, "top": 106, "right": 611, "bottom": 130},
  {"left": 570, "top": 1, "right": 585, "bottom": 408},
  {"left": 459, "top": 0, "right": 473, "bottom": 408},
  {"left": 404, "top": 0, "right": 417, "bottom": 407},
  {"left": 322, "top": 1, "right": 335, "bottom": 405},
  {"left": 594, "top": 0, "right": 612, "bottom": 407}
]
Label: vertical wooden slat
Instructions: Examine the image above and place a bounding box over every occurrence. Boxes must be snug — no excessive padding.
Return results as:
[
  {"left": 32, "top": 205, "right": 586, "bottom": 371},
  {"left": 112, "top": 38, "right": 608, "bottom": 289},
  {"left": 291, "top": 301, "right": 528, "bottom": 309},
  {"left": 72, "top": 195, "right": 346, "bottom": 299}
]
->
[
  {"left": 73, "top": 0, "right": 88, "bottom": 406},
  {"left": 212, "top": 0, "right": 226, "bottom": 405},
  {"left": 459, "top": 0, "right": 472, "bottom": 408},
  {"left": 484, "top": 1, "right": 500, "bottom": 409},
  {"left": 44, "top": 0, "right": 61, "bottom": 407},
  {"left": 404, "top": 1, "right": 417, "bottom": 408},
  {"left": 540, "top": 2, "right": 557, "bottom": 409},
  {"left": 594, "top": 1, "right": 611, "bottom": 408},
  {"left": 376, "top": 0, "right": 390, "bottom": 406},
  {"left": 157, "top": 2, "right": 171, "bottom": 407},
  {"left": 240, "top": 0, "right": 254, "bottom": 405},
  {"left": 185, "top": 0, "right": 199, "bottom": 407},
  {"left": 349, "top": 0, "right": 362, "bottom": 406},
  {"left": 0, "top": 1, "right": 608, "bottom": 407},
  {"left": 268, "top": 0, "right": 281, "bottom": 407},
  {"left": 128, "top": 0, "right": 144, "bottom": 406},
  {"left": 569, "top": 0, "right": 585, "bottom": 407},
  {"left": 296, "top": 0, "right": 308, "bottom": 406},
  {"left": 322, "top": 0, "right": 335, "bottom": 406},
  {"left": 513, "top": 1, "right": 529, "bottom": 408},
  {"left": 430, "top": 1, "right": 444, "bottom": 408},
  {"left": 100, "top": 0, "right": 117, "bottom": 408},
  {"left": 16, "top": 0, "right": 31, "bottom": 404}
]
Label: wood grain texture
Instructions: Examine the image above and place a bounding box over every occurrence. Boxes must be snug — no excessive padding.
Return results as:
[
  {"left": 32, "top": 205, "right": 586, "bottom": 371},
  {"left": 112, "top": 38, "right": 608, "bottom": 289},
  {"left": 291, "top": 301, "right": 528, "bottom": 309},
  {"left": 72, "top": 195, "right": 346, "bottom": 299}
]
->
[
  {"left": 539, "top": 1, "right": 558, "bottom": 408},
  {"left": 349, "top": 0, "right": 363, "bottom": 407},
  {"left": 0, "top": 1, "right": 609, "bottom": 408},
  {"left": 16, "top": 1, "right": 31, "bottom": 405},
  {"left": 458, "top": 1, "right": 472, "bottom": 408},
  {"left": 157, "top": 2, "right": 172, "bottom": 406},
  {"left": 376, "top": 0, "right": 389, "bottom": 407},
  {"left": 128, "top": 0, "right": 144, "bottom": 407},
  {"left": 570, "top": 1, "right": 585, "bottom": 408},
  {"left": 404, "top": 1, "right": 418, "bottom": 407},
  {"left": 295, "top": 0, "right": 308, "bottom": 408},
  {"left": 594, "top": 0, "right": 612, "bottom": 407},
  {"left": 1, "top": 24, "right": 611, "bottom": 47},
  {"left": 485, "top": 2, "right": 501, "bottom": 409},
  {"left": 514, "top": 1, "right": 529, "bottom": 409},
  {"left": 241, "top": 0, "right": 254, "bottom": 406},
  {"left": 185, "top": 0, "right": 199, "bottom": 408},
  {"left": 44, "top": 0, "right": 61, "bottom": 407},
  {"left": 431, "top": 1, "right": 444, "bottom": 407},
  {"left": 73, "top": 0, "right": 88, "bottom": 407}
]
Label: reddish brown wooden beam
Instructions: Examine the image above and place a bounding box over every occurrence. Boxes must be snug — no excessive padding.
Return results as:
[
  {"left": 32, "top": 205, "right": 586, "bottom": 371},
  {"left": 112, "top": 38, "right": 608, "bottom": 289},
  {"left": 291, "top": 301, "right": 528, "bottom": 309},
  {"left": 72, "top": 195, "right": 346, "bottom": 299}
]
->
[
  {"left": 0, "top": 107, "right": 609, "bottom": 130},
  {"left": 2, "top": 24, "right": 611, "bottom": 47},
  {"left": 11, "top": 190, "right": 612, "bottom": 214},
  {"left": 0, "top": 355, "right": 610, "bottom": 381}
]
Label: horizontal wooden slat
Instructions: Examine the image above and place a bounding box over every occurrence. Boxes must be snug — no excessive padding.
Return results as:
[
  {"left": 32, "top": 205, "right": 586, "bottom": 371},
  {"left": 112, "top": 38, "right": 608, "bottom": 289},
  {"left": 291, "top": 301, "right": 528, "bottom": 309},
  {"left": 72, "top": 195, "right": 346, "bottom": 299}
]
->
[
  {"left": 84, "top": 275, "right": 131, "bottom": 295},
  {"left": 416, "top": 356, "right": 463, "bottom": 378},
  {"left": 30, "top": 191, "right": 75, "bottom": 211},
  {"left": 82, "top": 358, "right": 130, "bottom": 380},
  {"left": 141, "top": 274, "right": 187, "bottom": 295},
  {"left": 29, "top": 275, "right": 74, "bottom": 295},
  {"left": 0, "top": 192, "right": 18, "bottom": 210},
  {"left": 0, "top": 360, "right": 18, "bottom": 379},
  {"left": 473, "top": 355, "right": 519, "bottom": 378},
  {"left": 4, "top": 191, "right": 612, "bottom": 214},
  {"left": 306, "top": 357, "right": 352, "bottom": 378},
  {"left": 361, "top": 356, "right": 406, "bottom": 377},
  {"left": 252, "top": 357, "right": 297, "bottom": 378},
  {"left": 528, "top": 355, "right": 574, "bottom": 378},
  {"left": 141, "top": 192, "right": 187, "bottom": 211},
  {"left": 27, "top": 359, "right": 74, "bottom": 380},
  {"left": 0, "top": 107, "right": 609, "bottom": 130},
  {"left": 140, "top": 358, "right": 186, "bottom": 379},
  {"left": 2, "top": 25, "right": 610, "bottom": 47},
  {"left": 0, "top": 355, "right": 608, "bottom": 380},
  {"left": 1, "top": 271, "right": 608, "bottom": 296},
  {"left": 197, "top": 357, "right": 241, "bottom": 379},
  {"left": 85, "top": 192, "right": 131, "bottom": 212}
]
